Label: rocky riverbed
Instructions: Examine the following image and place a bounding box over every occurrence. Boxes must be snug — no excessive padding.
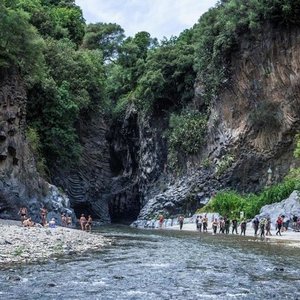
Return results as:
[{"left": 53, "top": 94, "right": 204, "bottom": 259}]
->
[{"left": 0, "top": 219, "right": 110, "bottom": 267}]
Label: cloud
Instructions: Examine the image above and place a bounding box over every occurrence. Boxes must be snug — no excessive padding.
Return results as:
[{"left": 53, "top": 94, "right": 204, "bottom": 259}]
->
[{"left": 75, "top": 0, "right": 218, "bottom": 40}]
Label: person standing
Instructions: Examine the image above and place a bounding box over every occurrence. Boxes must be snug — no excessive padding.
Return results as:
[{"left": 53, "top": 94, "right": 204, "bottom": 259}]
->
[
  {"left": 203, "top": 215, "right": 208, "bottom": 232},
  {"left": 196, "top": 215, "right": 200, "bottom": 230},
  {"left": 158, "top": 214, "right": 164, "bottom": 229},
  {"left": 224, "top": 217, "right": 230, "bottom": 234},
  {"left": 79, "top": 214, "right": 87, "bottom": 231},
  {"left": 212, "top": 218, "right": 218, "bottom": 235},
  {"left": 265, "top": 217, "right": 272, "bottom": 236},
  {"left": 232, "top": 218, "right": 238, "bottom": 234},
  {"left": 85, "top": 215, "right": 93, "bottom": 232},
  {"left": 252, "top": 217, "right": 259, "bottom": 236},
  {"left": 178, "top": 215, "right": 184, "bottom": 230},
  {"left": 276, "top": 216, "right": 283, "bottom": 236},
  {"left": 260, "top": 218, "right": 266, "bottom": 238},
  {"left": 61, "top": 213, "right": 67, "bottom": 227},
  {"left": 240, "top": 219, "right": 247, "bottom": 236},
  {"left": 40, "top": 207, "right": 48, "bottom": 226},
  {"left": 219, "top": 218, "right": 225, "bottom": 234},
  {"left": 67, "top": 214, "right": 72, "bottom": 227}
]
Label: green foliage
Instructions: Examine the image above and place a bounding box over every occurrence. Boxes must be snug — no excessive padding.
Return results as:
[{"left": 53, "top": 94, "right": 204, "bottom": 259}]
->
[
  {"left": 294, "top": 134, "right": 300, "bottom": 159},
  {"left": 26, "top": 37, "right": 106, "bottom": 166},
  {"left": 168, "top": 110, "right": 207, "bottom": 155},
  {"left": 134, "top": 36, "right": 196, "bottom": 112},
  {"left": 17, "top": 0, "right": 85, "bottom": 45},
  {"left": 27, "top": 127, "right": 48, "bottom": 177},
  {"left": 215, "top": 154, "right": 235, "bottom": 176},
  {"left": 192, "top": 0, "right": 300, "bottom": 105},
  {"left": 0, "top": 2, "right": 44, "bottom": 79},
  {"left": 82, "top": 23, "right": 125, "bottom": 60},
  {"left": 201, "top": 176, "right": 297, "bottom": 219}
]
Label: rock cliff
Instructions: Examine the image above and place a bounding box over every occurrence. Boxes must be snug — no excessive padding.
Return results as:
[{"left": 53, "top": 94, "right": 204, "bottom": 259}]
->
[
  {"left": 52, "top": 23, "right": 300, "bottom": 224},
  {"left": 131, "top": 23, "right": 300, "bottom": 222},
  {"left": 0, "top": 68, "right": 73, "bottom": 222},
  {"left": 5, "top": 23, "right": 300, "bottom": 225}
]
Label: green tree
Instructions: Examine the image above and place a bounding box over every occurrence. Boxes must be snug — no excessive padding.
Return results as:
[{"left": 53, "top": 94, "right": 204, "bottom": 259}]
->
[
  {"left": 82, "top": 23, "right": 125, "bottom": 61},
  {"left": 0, "top": 2, "right": 44, "bottom": 80}
]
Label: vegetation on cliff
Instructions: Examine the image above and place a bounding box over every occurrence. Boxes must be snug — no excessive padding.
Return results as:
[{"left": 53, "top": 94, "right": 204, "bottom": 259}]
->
[{"left": 1, "top": 0, "right": 300, "bottom": 176}]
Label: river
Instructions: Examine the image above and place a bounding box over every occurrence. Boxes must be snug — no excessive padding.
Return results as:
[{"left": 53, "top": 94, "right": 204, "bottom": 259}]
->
[{"left": 0, "top": 226, "right": 299, "bottom": 299}]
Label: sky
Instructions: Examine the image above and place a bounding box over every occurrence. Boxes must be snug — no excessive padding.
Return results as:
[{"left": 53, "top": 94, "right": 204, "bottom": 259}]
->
[{"left": 75, "top": 0, "right": 218, "bottom": 40}]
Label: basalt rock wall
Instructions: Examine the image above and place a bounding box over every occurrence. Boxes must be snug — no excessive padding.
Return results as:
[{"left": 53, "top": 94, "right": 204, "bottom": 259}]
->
[
  {"left": 133, "top": 23, "right": 300, "bottom": 221},
  {"left": 205, "top": 23, "right": 300, "bottom": 191},
  {"left": 0, "top": 68, "right": 73, "bottom": 222}
]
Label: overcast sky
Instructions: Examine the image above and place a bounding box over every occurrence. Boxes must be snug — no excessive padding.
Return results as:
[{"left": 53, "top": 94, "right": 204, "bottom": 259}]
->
[{"left": 75, "top": 0, "right": 218, "bottom": 40}]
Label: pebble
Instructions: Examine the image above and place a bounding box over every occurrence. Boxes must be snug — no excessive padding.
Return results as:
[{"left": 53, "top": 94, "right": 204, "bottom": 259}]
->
[{"left": 0, "top": 223, "right": 109, "bottom": 267}]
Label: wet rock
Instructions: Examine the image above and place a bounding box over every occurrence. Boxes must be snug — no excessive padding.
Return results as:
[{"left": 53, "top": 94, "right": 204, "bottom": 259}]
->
[
  {"left": 47, "top": 283, "right": 56, "bottom": 287},
  {"left": 6, "top": 275, "right": 21, "bottom": 281}
]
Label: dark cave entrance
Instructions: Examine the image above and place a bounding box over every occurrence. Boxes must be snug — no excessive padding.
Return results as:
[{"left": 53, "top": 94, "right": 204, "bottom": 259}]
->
[{"left": 72, "top": 202, "right": 95, "bottom": 219}]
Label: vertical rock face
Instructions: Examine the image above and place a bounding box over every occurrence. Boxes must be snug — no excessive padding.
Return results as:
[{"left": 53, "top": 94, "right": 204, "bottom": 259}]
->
[
  {"left": 132, "top": 24, "right": 300, "bottom": 221},
  {"left": 0, "top": 68, "right": 39, "bottom": 218},
  {"left": 53, "top": 111, "right": 112, "bottom": 222},
  {"left": 0, "top": 68, "right": 73, "bottom": 221},
  {"left": 205, "top": 23, "right": 300, "bottom": 192}
]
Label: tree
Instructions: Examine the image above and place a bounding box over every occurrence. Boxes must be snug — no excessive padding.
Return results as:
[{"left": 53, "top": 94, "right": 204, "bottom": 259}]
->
[
  {"left": 82, "top": 23, "right": 125, "bottom": 61},
  {"left": 0, "top": 2, "right": 44, "bottom": 80}
]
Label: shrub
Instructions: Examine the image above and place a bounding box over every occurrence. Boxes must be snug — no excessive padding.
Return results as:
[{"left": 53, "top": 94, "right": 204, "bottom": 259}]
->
[
  {"left": 200, "top": 175, "right": 297, "bottom": 219},
  {"left": 168, "top": 110, "right": 207, "bottom": 155},
  {"left": 26, "top": 127, "right": 48, "bottom": 178},
  {"left": 215, "top": 154, "right": 234, "bottom": 176}
]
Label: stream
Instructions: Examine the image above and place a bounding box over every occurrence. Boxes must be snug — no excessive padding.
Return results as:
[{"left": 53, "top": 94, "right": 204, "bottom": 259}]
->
[{"left": 0, "top": 226, "right": 299, "bottom": 299}]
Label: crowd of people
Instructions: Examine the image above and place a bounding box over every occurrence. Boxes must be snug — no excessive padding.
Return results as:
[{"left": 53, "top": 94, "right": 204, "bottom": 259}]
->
[
  {"left": 17, "top": 206, "right": 92, "bottom": 231},
  {"left": 193, "top": 214, "right": 300, "bottom": 237},
  {"left": 154, "top": 213, "right": 300, "bottom": 237}
]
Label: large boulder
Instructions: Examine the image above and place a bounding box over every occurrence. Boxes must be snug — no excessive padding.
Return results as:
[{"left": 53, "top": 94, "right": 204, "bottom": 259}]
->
[{"left": 256, "top": 190, "right": 300, "bottom": 223}]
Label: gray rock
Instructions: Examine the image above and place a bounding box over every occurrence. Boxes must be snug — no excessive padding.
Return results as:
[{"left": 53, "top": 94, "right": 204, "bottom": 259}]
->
[{"left": 256, "top": 191, "right": 300, "bottom": 224}]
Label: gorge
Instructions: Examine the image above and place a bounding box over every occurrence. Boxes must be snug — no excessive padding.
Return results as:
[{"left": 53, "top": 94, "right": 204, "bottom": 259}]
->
[{"left": 1, "top": 0, "right": 300, "bottom": 225}]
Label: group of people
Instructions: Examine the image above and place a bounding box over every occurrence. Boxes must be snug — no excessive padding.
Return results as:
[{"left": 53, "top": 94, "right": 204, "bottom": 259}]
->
[
  {"left": 194, "top": 214, "right": 297, "bottom": 238},
  {"left": 196, "top": 215, "right": 244, "bottom": 235},
  {"left": 18, "top": 206, "right": 72, "bottom": 228},
  {"left": 79, "top": 214, "right": 93, "bottom": 231}
]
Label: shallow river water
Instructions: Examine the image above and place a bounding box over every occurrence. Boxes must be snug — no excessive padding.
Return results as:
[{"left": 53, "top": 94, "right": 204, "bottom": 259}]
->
[{"left": 0, "top": 226, "right": 300, "bottom": 300}]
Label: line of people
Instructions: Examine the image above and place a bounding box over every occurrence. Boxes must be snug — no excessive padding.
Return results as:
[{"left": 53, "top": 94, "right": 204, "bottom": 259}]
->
[{"left": 194, "top": 215, "right": 290, "bottom": 238}]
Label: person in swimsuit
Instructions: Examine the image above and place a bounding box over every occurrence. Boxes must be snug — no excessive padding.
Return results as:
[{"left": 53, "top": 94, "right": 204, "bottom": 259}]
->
[
  {"left": 40, "top": 207, "right": 48, "bottom": 226},
  {"left": 18, "top": 206, "right": 28, "bottom": 224},
  {"left": 23, "top": 217, "right": 35, "bottom": 227},
  {"left": 61, "top": 213, "right": 67, "bottom": 226},
  {"left": 79, "top": 214, "right": 87, "bottom": 230},
  {"left": 67, "top": 215, "right": 72, "bottom": 227},
  {"left": 85, "top": 215, "right": 93, "bottom": 232},
  {"left": 158, "top": 214, "right": 164, "bottom": 229}
]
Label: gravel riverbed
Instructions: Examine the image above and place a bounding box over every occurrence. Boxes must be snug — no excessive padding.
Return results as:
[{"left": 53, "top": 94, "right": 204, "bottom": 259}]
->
[{"left": 0, "top": 219, "right": 110, "bottom": 267}]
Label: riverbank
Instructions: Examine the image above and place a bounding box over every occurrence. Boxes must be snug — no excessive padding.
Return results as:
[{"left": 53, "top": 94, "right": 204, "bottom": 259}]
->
[
  {"left": 168, "top": 222, "right": 300, "bottom": 247},
  {"left": 0, "top": 219, "right": 110, "bottom": 267}
]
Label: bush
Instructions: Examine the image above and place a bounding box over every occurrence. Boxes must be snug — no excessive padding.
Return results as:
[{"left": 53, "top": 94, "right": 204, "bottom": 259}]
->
[
  {"left": 26, "top": 127, "right": 48, "bottom": 178},
  {"left": 168, "top": 110, "right": 207, "bottom": 155},
  {"left": 200, "top": 176, "right": 297, "bottom": 219}
]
